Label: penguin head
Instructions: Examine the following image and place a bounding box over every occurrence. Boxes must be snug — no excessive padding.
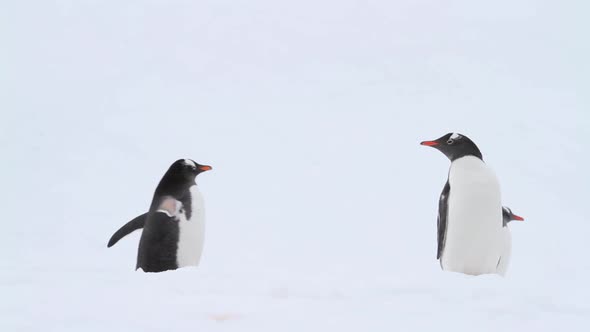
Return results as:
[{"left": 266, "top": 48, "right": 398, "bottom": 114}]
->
[
  {"left": 502, "top": 206, "right": 524, "bottom": 226},
  {"left": 420, "top": 132, "right": 483, "bottom": 161},
  {"left": 174, "top": 159, "right": 212, "bottom": 178},
  {"left": 155, "top": 159, "right": 212, "bottom": 197},
  {"left": 165, "top": 159, "right": 212, "bottom": 183}
]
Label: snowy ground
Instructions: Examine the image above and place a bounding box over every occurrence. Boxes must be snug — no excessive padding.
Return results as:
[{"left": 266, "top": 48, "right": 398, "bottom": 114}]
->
[{"left": 1, "top": 1, "right": 589, "bottom": 331}]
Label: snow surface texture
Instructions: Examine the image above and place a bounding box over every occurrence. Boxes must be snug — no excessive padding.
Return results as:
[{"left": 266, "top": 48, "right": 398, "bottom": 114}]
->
[{"left": 1, "top": 1, "right": 589, "bottom": 331}]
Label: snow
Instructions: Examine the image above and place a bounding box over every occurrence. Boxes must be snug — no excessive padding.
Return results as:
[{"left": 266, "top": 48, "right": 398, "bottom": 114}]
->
[{"left": 1, "top": 1, "right": 589, "bottom": 331}]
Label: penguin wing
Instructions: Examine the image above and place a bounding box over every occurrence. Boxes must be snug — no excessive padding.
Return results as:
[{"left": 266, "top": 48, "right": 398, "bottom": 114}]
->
[
  {"left": 107, "top": 213, "right": 148, "bottom": 247},
  {"left": 437, "top": 181, "right": 450, "bottom": 260},
  {"left": 135, "top": 211, "right": 180, "bottom": 272}
]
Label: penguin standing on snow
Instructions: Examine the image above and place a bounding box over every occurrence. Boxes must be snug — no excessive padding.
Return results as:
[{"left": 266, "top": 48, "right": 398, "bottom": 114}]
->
[
  {"left": 108, "top": 159, "right": 212, "bottom": 273},
  {"left": 421, "top": 133, "right": 504, "bottom": 275},
  {"left": 497, "top": 206, "right": 525, "bottom": 276}
]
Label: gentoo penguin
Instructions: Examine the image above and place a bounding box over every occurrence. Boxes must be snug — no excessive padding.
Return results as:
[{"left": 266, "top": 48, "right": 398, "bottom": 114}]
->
[
  {"left": 421, "top": 133, "right": 504, "bottom": 275},
  {"left": 502, "top": 206, "right": 524, "bottom": 227},
  {"left": 497, "top": 206, "right": 524, "bottom": 276},
  {"left": 107, "top": 159, "right": 212, "bottom": 272}
]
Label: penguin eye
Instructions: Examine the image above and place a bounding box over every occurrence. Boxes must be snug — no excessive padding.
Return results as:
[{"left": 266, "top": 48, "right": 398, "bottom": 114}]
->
[{"left": 446, "top": 139, "right": 454, "bottom": 145}]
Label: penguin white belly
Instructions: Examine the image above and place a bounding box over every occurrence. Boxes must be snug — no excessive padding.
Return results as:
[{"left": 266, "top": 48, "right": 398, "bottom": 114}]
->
[
  {"left": 442, "top": 156, "right": 503, "bottom": 275},
  {"left": 496, "top": 227, "right": 512, "bottom": 276},
  {"left": 176, "top": 185, "right": 206, "bottom": 268}
]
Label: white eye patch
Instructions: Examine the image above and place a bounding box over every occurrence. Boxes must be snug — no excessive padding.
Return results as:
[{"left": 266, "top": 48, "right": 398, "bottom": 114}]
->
[
  {"left": 184, "top": 159, "right": 196, "bottom": 167},
  {"left": 450, "top": 133, "right": 461, "bottom": 140},
  {"left": 156, "top": 196, "right": 182, "bottom": 218}
]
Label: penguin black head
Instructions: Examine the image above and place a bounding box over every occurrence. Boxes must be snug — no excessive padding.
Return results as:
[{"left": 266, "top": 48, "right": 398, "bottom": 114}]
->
[
  {"left": 420, "top": 132, "right": 483, "bottom": 161},
  {"left": 502, "top": 206, "right": 524, "bottom": 227},
  {"left": 169, "top": 159, "right": 212, "bottom": 178},
  {"left": 157, "top": 159, "right": 212, "bottom": 194}
]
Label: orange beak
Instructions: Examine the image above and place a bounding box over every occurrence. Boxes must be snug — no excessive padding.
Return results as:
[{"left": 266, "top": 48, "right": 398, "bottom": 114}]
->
[
  {"left": 420, "top": 140, "right": 439, "bottom": 146},
  {"left": 512, "top": 214, "right": 524, "bottom": 221},
  {"left": 199, "top": 165, "right": 212, "bottom": 172}
]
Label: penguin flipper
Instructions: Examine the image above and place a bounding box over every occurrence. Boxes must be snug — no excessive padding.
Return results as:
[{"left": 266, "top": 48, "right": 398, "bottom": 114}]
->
[
  {"left": 107, "top": 213, "right": 148, "bottom": 247},
  {"left": 437, "top": 181, "right": 450, "bottom": 260}
]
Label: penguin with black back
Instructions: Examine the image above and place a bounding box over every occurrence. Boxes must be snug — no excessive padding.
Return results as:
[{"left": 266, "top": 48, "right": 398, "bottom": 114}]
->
[
  {"left": 108, "top": 159, "right": 212, "bottom": 273},
  {"left": 497, "top": 206, "right": 525, "bottom": 275},
  {"left": 421, "top": 133, "right": 504, "bottom": 275}
]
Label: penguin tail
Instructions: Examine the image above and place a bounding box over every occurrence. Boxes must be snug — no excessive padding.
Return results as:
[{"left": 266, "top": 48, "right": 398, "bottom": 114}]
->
[{"left": 107, "top": 212, "right": 148, "bottom": 247}]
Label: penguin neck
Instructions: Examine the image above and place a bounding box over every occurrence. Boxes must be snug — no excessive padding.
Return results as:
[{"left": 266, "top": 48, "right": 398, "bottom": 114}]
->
[
  {"left": 471, "top": 148, "right": 483, "bottom": 161},
  {"left": 451, "top": 149, "right": 483, "bottom": 162},
  {"left": 155, "top": 173, "right": 196, "bottom": 199},
  {"left": 502, "top": 211, "right": 511, "bottom": 227}
]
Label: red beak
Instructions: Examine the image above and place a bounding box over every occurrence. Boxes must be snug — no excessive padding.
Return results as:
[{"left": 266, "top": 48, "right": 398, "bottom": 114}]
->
[
  {"left": 512, "top": 214, "right": 524, "bottom": 221},
  {"left": 420, "top": 140, "right": 439, "bottom": 146},
  {"left": 199, "top": 165, "right": 212, "bottom": 172}
]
